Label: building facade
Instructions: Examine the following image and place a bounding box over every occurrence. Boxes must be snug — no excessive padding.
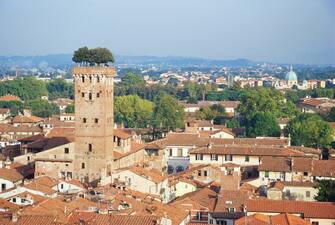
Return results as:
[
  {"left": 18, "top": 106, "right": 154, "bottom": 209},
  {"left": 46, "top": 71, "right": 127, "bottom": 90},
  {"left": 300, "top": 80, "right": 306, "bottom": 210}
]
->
[{"left": 73, "top": 66, "right": 115, "bottom": 182}]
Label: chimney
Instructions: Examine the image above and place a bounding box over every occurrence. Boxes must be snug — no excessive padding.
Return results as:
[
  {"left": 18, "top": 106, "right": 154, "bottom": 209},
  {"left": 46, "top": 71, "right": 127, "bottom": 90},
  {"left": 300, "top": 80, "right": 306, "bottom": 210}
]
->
[
  {"left": 11, "top": 211, "right": 18, "bottom": 223},
  {"left": 79, "top": 218, "right": 85, "bottom": 225}
]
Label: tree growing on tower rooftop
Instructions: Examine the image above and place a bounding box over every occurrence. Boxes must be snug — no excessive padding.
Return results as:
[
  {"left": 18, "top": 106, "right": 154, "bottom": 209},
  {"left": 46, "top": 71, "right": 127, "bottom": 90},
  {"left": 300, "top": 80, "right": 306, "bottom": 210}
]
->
[{"left": 72, "top": 47, "right": 115, "bottom": 66}]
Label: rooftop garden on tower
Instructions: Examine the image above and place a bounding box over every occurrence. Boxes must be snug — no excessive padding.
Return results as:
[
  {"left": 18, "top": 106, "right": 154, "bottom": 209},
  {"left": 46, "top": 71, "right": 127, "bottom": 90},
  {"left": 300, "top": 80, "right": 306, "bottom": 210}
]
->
[{"left": 72, "top": 47, "right": 115, "bottom": 66}]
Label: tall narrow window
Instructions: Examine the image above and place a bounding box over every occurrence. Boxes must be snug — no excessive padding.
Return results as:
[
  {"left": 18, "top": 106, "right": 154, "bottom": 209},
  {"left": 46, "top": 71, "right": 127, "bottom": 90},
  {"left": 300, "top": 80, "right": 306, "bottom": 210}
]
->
[
  {"left": 97, "top": 77, "right": 100, "bottom": 82},
  {"left": 95, "top": 118, "right": 99, "bottom": 123},
  {"left": 81, "top": 76, "right": 85, "bottom": 82},
  {"left": 96, "top": 93, "right": 100, "bottom": 98},
  {"left": 81, "top": 163, "right": 85, "bottom": 169},
  {"left": 82, "top": 92, "right": 85, "bottom": 98},
  {"left": 89, "top": 93, "right": 92, "bottom": 100},
  {"left": 88, "top": 144, "right": 92, "bottom": 152},
  {"left": 83, "top": 118, "right": 87, "bottom": 123},
  {"left": 89, "top": 76, "right": 92, "bottom": 82}
]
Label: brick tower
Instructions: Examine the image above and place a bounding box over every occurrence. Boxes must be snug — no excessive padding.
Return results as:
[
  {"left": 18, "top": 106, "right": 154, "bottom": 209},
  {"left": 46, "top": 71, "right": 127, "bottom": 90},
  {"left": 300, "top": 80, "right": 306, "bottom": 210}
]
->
[{"left": 72, "top": 66, "right": 115, "bottom": 183}]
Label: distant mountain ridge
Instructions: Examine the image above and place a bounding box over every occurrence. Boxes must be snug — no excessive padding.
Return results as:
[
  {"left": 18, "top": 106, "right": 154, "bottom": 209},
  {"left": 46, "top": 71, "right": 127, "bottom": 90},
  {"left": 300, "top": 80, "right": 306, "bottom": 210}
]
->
[{"left": 0, "top": 54, "right": 256, "bottom": 70}]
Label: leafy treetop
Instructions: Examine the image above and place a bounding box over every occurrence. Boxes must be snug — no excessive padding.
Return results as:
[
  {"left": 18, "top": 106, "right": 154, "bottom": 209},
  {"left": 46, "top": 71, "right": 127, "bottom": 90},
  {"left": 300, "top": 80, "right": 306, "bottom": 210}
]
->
[{"left": 72, "top": 47, "right": 115, "bottom": 65}]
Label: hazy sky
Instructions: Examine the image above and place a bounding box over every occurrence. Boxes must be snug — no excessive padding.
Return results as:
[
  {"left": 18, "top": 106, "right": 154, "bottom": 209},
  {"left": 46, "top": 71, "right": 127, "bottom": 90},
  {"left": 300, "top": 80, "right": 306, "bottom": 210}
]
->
[{"left": 0, "top": 0, "right": 334, "bottom": 64}]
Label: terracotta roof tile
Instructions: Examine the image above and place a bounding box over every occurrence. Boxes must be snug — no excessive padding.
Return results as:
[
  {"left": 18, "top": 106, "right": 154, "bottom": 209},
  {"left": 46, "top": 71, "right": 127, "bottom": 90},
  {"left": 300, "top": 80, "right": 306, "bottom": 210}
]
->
[
  {"left": 0, "top": 168, "right": 23, "bottom": 182},
  {"left": 190, "top": 146, "right": 304, "bottom": 157},
  {"left": 0, "top": 95, "right": 21, "bottom": 101},
  {"left": 245, "top": 199, "right": 335, "bottom": 219},
  {"left": 235, "top": 213, "right": 311, "bottom": 225}
]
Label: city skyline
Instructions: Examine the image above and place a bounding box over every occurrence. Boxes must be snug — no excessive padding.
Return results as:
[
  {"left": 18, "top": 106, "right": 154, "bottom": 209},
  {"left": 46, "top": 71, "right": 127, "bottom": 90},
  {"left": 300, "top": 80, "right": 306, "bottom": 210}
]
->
[{"left": 0, "top": 0, "right": 334, "bottom": 65}]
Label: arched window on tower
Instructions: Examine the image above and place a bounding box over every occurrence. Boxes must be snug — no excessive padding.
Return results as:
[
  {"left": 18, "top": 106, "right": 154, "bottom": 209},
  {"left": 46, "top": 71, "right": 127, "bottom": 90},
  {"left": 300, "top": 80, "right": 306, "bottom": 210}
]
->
[
  {"left": 81, "top": 76, "right": 85, "bottom": 83},
  {"left": 97, "top": 77, "right": 100, "bottom": 83},
  {"left": 89, "top": 93, "right": 92, "bottom": 100},
  {"left": 88, "top": 144, "right": 92, "bottom": 152},
  {"left": 89, "top": 76, "right": 92, "bottom": 83}
]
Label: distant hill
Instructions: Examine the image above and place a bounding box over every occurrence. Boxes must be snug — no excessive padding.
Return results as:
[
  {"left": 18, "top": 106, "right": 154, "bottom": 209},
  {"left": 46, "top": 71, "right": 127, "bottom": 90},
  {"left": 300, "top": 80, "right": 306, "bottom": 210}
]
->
[{"left": 0, "top": 54, "right": 256, "bottom": 72}]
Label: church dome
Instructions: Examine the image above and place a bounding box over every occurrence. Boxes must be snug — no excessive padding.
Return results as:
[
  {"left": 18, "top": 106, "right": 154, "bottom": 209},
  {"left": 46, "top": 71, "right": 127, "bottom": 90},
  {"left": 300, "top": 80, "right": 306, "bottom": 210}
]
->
[{"left": 285, "top": 66, "right": 297, "bottom": 81}]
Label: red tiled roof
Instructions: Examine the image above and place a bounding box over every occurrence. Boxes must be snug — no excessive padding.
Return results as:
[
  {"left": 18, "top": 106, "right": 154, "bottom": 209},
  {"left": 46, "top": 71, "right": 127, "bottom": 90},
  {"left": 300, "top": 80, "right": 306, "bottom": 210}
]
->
[
  {"left": 0, "top": 168, "right": 23, "bottom": 182},
  {"left": 245, "top": 199, "right": 335, "bottom": 219},
  {"left": 312, "top": 160, "right": 335, "bottom": 177},
  {"left": 0, "top": 108, "right": 10, "bottom": 114},
  {"left": 12, "top": 115, "right": 44, "bottom": 123},
  {"left": 235, "top": 213, "right": 311, "bottom": 225},
  {"left": 190, "top": 145, "right": 304, "bottom": 157},
  {"left": 0, "top": 95, "right": 21, "bottom": 101},
  {"left": 68, "top": 212, "right": 159, "bottom": 225},
  {"left": 114, "top": 129, "right": 132, "bottom": 139},
  {"left": 3, "top": 215, "right": 57, "bottom": 225}
]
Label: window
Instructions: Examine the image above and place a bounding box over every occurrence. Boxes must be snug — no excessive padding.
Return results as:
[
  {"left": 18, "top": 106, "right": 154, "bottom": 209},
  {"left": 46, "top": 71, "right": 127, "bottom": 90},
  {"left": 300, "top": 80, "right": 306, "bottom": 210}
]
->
[
  {"left": 82, "top": 92, "right": 85, "bottom": 98},
  {"left": 27, "top": 156, "right": 30, "bottom": 161},
  {"left": 12, "top": 198, "right": 16, "bottom": 203},
  {"left": 196, "top": 212, "right": 202, "bottom": 220},
  {"left": 311, "top": 222, "right": 319, "bottom": 225},
  {"left": 245, "top": 155, "right": 250, "bottom": 162},
  {"left": 204, "top": 170, "right": 208, "bottom": 177},
  {"left": 89, "top": 76, "right": 92, "bottom": 82},
  {"left": 89, "top": 93, "right": 92, "bottom": 100},
  {"left": 178, "top": 148, "right": 182, "bottom": 157},
  {"left": 303, "top": 172, "right": 308, "bottom": 176},
  {"left": 81, "top": 76, "right": 85, "bottom": 82},
  {"left": 88, "top": 144, "right": 92, "bottom": 152},
  {"left": 81, "top": 163, "right": 85, "bottom": 169},
  {"left": 64, "top": 148, "right": 69, "bottom": 154},
  {"left": 228, "top": 207, "right": 235, "bottom": 212},
  {"left": 196, "top": 154, "right": 203, "bottom": 160},
  {"left": 306, "top": 191, "right": 311, "bottom": 197},
  {"left": 211, "top": 154, "right": 218, "bottom": 161},
  {"left": 83, "top": 118, "right": 87, "bottom": 123},
  {"left": 1, "top": 183, "right": 6, "bottom": 190},
  {"left": 265, "top": 171, "right": 269, "bottom": 178},
  {"left": 95, "top": 118, "right": 99, "bottom": 123},
  {"left": 198, "top": 170, "right": 201, "bottom": 176},
  {"left": 225, "top": 154, "right": 232, "bottom": 161},
  {"left": 97, "top": 77, "right": 100, "bottom": 82},
  {"left": 60, "top": 184, "right": 64, "bottom": 189},
  {"left": 21, "top": 199, "right": 24, "bottom": 203},
  {"left": 96, "top": 93, "right": 100, "bottom": 98},
  {"left": 169, "top": 149, "right": 173, "bottom": 156}
]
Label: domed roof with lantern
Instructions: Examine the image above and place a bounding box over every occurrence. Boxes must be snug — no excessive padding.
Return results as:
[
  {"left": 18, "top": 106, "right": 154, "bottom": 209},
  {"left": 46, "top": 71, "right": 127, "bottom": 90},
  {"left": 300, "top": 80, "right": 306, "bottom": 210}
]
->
[{"left": 285, "top": 65, "right": 297, "bottom": 81}]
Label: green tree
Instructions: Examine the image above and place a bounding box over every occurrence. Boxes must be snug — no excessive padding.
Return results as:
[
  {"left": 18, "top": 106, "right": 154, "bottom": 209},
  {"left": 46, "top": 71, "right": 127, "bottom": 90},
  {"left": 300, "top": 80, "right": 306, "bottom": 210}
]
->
[
  {"left": 121, "top": 72, "right": 145, "bottom": 86},
  {"left": 0, "top": 77, "right": 48, "bottom": 101},
  {"left": 153, "top": 95, "right": 184, "bottom": 130},
  {"left": 72, "top": 47, "right": 114, "bottom": 65},
  {"left": 47, "top": 78, "right": 74, "bottom": 100},
  {"left": 226, "top": 118, "right": 240, "bottom": 128},
  {"left": 247, "top": 112, "right": 281, "bottom": 137},
  {"left": 65, "top": 104, "right": 75, "bottom": 113},
  {"left": 26, "top": 99, "right": 60, "bottom": 118},
  {"left": 327, "top": 107, "right": 335, "bottom": 122},
  {"left": 0, "top": 100, "right": 24, "bottom": 116},
  {"left": 285, "top": 114, "right": 333, "bottom": 148},
  {"left": 315, "top": 180, "right": 335, "bottom": 202},
  {"left": 72, "top": 47, "right": 90, "bottom": 65},
  {"left": 114, "top": 95, "right": 153, "bottom": 128}
]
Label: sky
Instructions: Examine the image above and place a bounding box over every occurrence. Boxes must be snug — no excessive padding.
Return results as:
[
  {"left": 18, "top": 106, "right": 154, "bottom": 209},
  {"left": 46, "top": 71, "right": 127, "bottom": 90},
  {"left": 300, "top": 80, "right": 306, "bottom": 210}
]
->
[{"left": 0, "top": 0, "right": 334, "bottom": 64}]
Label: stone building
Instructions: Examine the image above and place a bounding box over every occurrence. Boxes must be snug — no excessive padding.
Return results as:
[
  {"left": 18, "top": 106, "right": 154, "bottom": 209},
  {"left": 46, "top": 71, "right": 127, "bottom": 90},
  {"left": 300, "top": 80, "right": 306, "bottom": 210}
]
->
[{"left": 72, "top": 66, "right": 115, "bottom": 183}]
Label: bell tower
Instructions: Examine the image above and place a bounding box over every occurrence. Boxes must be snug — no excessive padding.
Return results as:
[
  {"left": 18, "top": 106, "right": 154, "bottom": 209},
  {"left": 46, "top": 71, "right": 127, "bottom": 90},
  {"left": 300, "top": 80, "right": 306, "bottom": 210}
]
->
[{"left": 72, "top": 66, "right": 115, "bottom": 183}]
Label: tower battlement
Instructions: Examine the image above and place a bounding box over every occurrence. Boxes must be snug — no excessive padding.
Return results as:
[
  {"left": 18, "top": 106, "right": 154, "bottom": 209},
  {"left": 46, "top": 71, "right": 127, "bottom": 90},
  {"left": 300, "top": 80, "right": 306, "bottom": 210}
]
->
[{"left": 72, "top": 66, "right": 116, "bottom": 77}]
